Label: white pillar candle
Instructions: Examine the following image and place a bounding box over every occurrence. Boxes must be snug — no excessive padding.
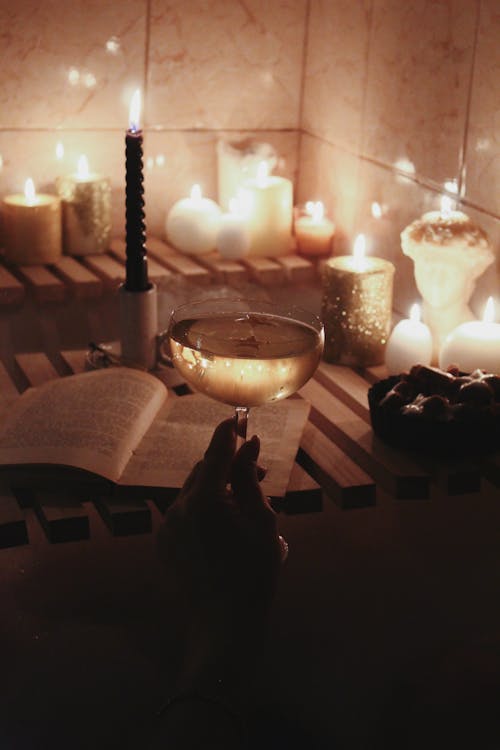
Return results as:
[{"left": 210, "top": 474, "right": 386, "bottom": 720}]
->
[
  {"left": 56, "top": 155, "right": 112, "bottom": 255},
  {"left": 295, "top": 201, "right": 335, "bottom": 256},
  {"left": 2, "top": 178, "right": 62, "bottom": 264},
  {"left": 215, "top": 198, "right": 251, "bottom": 260},
  {"left": 216, "top": 139, "right": 277, "bottom": 211},
  {"left": 238, "top": 162, "right": 293, "bottom": 257},
  {"left": 439, "top": 297, "right": 500, "bottom": 374},
  {"left": 385, "top": 303, "right": 433, "bottom": 375},
  {"left": 165, "top": 184, "right": 222, "bottom": 256}
]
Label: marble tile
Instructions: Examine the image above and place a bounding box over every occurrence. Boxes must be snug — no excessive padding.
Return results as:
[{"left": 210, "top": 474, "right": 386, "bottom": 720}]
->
[
  {"left": 302, "top": 0, "right": 372, "bottom": 153},
  {"left": 363, "top": 0, "right": 477, "bottom": 187},
  {"left": 147, "top": 0, "right": 307, "bottom": 129},
  {"left": 464, "top": 0, "right": 500, "bottom": 218},
  {"left": 297, "top": 134, "right": 361, "bottom": 255},
  {"left": 0, "top": 0, "right": 146, "bottom": 129}
]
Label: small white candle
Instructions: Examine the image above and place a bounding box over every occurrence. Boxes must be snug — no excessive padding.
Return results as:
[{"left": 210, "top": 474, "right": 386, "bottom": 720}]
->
[
  {"left": 439, "top": 297, "right": 500, "bottom": 374},
  {"left": 238, "top": 161, "right": 293, "bottom": 257},
  {"left": 166, "top": 184, "right": 222, "bottom": 256},
  {"left": 294, "top": 201, "right": 335, "bottom": 256},
  {"left": 385, "top": 303, "right": 433, "bottom": 375},
  {"left": 216, "top": 198, "right": 251, "bottom": 260},
  {"left": 2, "top": 178, "right": 62, "bottom": 264}
]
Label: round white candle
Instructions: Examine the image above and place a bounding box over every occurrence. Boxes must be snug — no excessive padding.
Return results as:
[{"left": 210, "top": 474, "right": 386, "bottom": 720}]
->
[
  {"left": 238, "top": 162, "right": 293, "bottom": 257},
  {"left": 385, "top": 303, "right": 433, "bottom": 375},
  {"left": 295, "top": 201, "right": 335, "bottom": 256},
  {"left": 439, "top": 297, "right": 500, "bottom": 374},
  {"left": 166, "top": 184, "right": 222, "bottom": 256},
  {"left": 216, "top": 198, "right": 250, "bottom": 259},
  {"left": 56, "top": 155, "right": 111, "bottom": 255},
  {"left": 2, "top": 178, "right": 62, "bottom": 265}
]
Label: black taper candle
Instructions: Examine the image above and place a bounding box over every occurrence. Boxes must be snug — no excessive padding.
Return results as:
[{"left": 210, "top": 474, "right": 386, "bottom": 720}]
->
[{"left": 125, "top": 127, "right": 149, "bottom": 291}]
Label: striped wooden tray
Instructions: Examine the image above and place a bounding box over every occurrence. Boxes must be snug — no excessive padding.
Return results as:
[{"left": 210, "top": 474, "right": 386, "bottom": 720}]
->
[
  {"left": 0, "top": 237, "right": 319, "bottom": 307},
  {"left": 0, "top": 350, "right": 497, "bottom": 549}
]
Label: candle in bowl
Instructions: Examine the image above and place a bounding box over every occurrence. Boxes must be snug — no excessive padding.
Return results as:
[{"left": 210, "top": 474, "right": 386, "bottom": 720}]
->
[
  {"left": 215, "top": 197, "right": 251, "bottom": 260},
  {"left": 401, "top": 195, "right": 494, "bottom": 361},
  {"left": 295, "top": 201, "right": 335, "bottom": 257},
  {"left": 385, "top": 303, "right": 433, "bottom": 375},
  {"left": 321, "top": 234, "right": 395, "bottom": 366},
  {"left": 56, "top": 154, "right": 111, "bottom": 255},
  {"left": 439, "top": 297, "right": 500, "bottom": 374},
  {"left": 166, "top": 184, "right": 222, "bottom": 256},
  {"left": 238, "top": 161, "right": 293, "bottom": 257},
  {"left": 2, "top": 178, "right": 62, "bottom": 265}
]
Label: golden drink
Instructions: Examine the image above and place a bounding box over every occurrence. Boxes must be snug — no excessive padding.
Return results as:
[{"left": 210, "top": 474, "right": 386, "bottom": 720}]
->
[{"left": 169, "top": 312, "right": 323, "bottom": 407}]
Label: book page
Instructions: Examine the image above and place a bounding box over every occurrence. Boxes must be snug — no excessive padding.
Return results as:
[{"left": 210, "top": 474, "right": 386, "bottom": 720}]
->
[
  {"left": 0, "top": 368, "right": 167, "bottom": 482},
  {"left": 119, "top": 394, "right": 310, "bottom": 498}
]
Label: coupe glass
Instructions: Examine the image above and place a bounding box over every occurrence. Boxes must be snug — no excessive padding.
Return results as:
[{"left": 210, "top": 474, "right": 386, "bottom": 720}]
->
[{"left": 167, "top": 297, "right": 324, "bottom": 443}]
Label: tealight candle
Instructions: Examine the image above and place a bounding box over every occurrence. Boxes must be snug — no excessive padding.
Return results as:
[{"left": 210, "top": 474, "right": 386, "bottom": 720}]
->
[
  {"left": 215, "top": 198, "right": 251, "bottom": 260},
  {"left": 295, "top": 201, "right": 335, "bottom": 256},
  {"left": 401, "top": 194, "right": 494, "bottom": 362},
  {"left": 166, "top": 184, "right": 222, "bottom": 256},
  {"left": 385, "top": 304, "right": 433, "bottom": 375},
  {"left": 238, "top": 161, "right": 293, "bottom": 257},
  {"left": 321, "top": 234, "right": 395, "bottom": 366},
  {"left": 439, "top": 297, "right": 500, "bottom": 374},
  {"left": 56, "top": 154, "right": 112, "bottom": 255},
  {"left": 2, "top": 178, "right": 62, "bottom": 265}
]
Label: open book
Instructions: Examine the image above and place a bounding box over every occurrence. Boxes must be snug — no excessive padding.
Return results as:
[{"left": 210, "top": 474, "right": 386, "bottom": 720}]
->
[{"left": 0, "top": 368, "right": 310, "bottom": 498}]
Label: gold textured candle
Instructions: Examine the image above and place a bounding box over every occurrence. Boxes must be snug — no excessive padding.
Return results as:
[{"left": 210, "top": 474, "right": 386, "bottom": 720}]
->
[
  {"left": 2, "top": 178, "right": 62, "bottom": 264},
  {"left": 321, "top": 234, "right": 395, "bottom": 366},
  {"left": 56, "top": 155, "right": 111, "bottom": 255}
]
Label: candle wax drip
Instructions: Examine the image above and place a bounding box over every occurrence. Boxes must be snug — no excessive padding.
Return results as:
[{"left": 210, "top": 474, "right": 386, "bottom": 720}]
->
[{"left": 125, "top": 130, "right": 149, "bottom": 291}]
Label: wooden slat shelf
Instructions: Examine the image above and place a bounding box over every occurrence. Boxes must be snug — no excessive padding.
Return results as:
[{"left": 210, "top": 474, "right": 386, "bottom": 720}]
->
[
  {"left": 0, "top": 348, "right": 493, "bottom": 548},
  {"left": 0, "top": 236, "right": 317, "bottom": 305}
]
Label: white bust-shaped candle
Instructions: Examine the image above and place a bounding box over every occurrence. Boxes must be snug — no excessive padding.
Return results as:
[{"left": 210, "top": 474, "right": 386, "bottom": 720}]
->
[
  {"left": 385, "top": 303, "right": 433, "bottom": 375},
  {"left": 401, "top": 195, "right": 494, "bottom": 363},
  {"left": 166, "top": 184, "right": 222, "bottom": 255},
  {"left": 439, "top": 297, "right": 500, "bottom": 374}
]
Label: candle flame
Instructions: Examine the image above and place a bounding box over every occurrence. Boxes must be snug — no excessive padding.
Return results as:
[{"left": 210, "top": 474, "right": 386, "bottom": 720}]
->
[
  {"left": 409, "top": 303, "right": 421, "bottom": 323},
  {"left": 483, "top": 296, "right": 495, "bottom": 324},
  {"left": 440, "top": 194, "right": 454, "bottom": 219},
  {"left": 24, "top": 178, "right": 36, "bottom": 205},
  {"left": 129, "top": 89, "right": 141, "bottom": 133},
  {"left": 305, "top": 200, "right": 315, "bottom": 215},
  {"left": 352, "top": 234, "right": 366, "bottom": 269},
  {"left": 77, "top": 154, "right": 89, "bottom": 179},
  {"left": 371, "top": 201, "right": 383, "bottom": 219},
  {"left": 55, "top": 141, "right": 64, "bottom": 160},
  {"left": 311, "top": 201, "right": 324, "bottom": 222},
  {"left": 190, "top": 184, "right": 202, "bottom": 201},
  {"left": 256, "top": 160, "right": 269, "bottom": 187}
]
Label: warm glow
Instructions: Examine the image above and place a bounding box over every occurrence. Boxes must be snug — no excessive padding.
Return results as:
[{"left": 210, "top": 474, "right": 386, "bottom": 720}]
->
[
  {"left": 256, "top": 160, "right": 270, "bottom": 187},
  {"left": 409, "top": 303, "right": 421, "bottom": 323},
  {"left": 311, "top": 201, "right": 324, "bottom": 222},
  {"left": 24, "top": 178, "right": 36, "bottom": 205},
  {"left": 77, "top": 154, "right": 89, "bottom": 179},
  {"left": 371, "top": 201, "right": 383, "bottom": 219},
  {"left": 440, "top": 194, "right": 454, "bottom": 218},
  {"left": 129, "top": 89, "right": 141, "bottom": 132},
  {"left": 352, "top": 234, "right": 366, "bottom": 269},
  {"left": 55, "top": 142, "right": 64, "bottom": 160},
  {"left": 305, "top": 200, "right": 315, "bottom": 215},
  {"left": 190, "top": 184, "right": 202, "bottom": 201},
  {"left": 483, "top": 297, "right": 495, "bottom": 324}
]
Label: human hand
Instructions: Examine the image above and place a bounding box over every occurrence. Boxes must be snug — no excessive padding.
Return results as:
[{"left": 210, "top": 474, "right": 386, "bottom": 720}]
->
[{"left": 157, "top": 418, "right": 283, "bottom": 632}]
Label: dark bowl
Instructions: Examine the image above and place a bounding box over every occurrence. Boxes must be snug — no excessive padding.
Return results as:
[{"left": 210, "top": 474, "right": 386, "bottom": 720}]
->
[{"left": 368, "top": 375, "right": 500, "bottom": 457}]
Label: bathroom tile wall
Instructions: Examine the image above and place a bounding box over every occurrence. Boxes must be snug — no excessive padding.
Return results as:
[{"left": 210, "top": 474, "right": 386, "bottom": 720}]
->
[{"left": 0, "top": 0, "right": 498, "bottom": 315}]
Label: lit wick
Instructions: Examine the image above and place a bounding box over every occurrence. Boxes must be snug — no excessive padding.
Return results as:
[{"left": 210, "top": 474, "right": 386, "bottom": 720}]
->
[{"left": 125, "top": 89, "right": 149, "bottom": 291}]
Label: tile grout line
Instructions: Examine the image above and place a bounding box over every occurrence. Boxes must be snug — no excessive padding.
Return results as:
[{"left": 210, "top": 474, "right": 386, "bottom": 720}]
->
[
  {"left": 296, "top": 0, "right": 312, "bottom": 199},
  {"left": 458, "top": 0, "right": 482, "bottom": 201},
  {"left": 143, "top": 0, "right": 152, "bottom": 126}
]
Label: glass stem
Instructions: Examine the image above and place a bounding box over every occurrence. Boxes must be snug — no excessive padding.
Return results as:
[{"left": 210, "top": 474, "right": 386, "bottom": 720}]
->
[{"left": 235, "top": 406, "right": 249, "bottom": 450}]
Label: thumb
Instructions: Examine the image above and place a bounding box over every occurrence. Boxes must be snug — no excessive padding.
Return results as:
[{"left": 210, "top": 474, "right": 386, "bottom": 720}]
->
[{"left": 231, "top": 435, "right": 268, "bottom": 514}]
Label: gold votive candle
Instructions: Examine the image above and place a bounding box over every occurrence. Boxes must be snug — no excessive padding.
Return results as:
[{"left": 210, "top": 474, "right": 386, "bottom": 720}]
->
[
  {"left": 321, "top": 236, "right": 395, "bottom": 366},
  {"left": 56, "top": 155, "right": 111, "bottom": 255},
  {"left": 2, "top": 178, "right": 62, "bottom": 265}
]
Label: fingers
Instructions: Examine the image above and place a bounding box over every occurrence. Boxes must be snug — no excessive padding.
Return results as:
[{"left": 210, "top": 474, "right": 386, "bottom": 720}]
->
[
  {"left": 231, "top": 435, "right": 272, "bottom": 517},
  {"left": 181, "top": 417, "right": 235, "bottom": 505}
]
